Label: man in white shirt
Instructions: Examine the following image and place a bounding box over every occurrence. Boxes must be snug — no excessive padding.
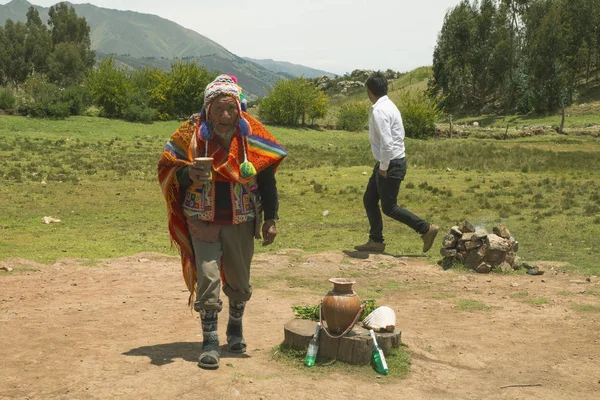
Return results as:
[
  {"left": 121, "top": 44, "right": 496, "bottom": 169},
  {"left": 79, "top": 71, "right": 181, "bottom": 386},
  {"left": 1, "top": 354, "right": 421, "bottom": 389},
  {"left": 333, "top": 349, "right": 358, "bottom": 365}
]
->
[{"left": 355, "top": 72, "right": 438, "bottom": 253}]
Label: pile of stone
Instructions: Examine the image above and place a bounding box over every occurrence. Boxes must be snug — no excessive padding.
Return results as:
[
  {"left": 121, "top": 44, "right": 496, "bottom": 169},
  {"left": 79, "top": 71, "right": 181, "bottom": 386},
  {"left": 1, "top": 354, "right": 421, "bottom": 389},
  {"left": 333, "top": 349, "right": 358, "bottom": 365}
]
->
[
  {"left": 440, "top": 221, "right": 522, "bottom": 273},
  {"left": 315, "top": 75, "right": 333, "bottom": 91},
  {"left": 336, "top": 80, "right": 365, "bottom": 94},
  {"left": 349, "top": 69, "right": 374, "bottom": 81}
]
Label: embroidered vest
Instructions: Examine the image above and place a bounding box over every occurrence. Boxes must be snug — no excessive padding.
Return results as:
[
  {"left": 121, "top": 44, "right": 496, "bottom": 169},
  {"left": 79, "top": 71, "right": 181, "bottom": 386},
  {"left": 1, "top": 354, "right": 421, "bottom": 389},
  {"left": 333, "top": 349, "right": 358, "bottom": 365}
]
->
[{"left": 182, "top": 177, "right": 258, "bottom": 224}]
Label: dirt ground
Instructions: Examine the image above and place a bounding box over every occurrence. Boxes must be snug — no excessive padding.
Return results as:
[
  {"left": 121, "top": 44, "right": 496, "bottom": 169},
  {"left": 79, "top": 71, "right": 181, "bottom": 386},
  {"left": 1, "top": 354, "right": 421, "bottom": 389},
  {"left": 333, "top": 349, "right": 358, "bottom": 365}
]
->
[{"left": 1, "top": 250, "right": 599, "bottom": 400}]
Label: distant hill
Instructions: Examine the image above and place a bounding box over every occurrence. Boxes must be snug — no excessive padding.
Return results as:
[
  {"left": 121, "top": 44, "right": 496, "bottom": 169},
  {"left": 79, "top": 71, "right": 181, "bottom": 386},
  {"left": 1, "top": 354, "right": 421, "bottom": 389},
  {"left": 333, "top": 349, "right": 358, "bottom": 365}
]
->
[
  {"left": 243, "top": 58, "right": 335, "bottom": 79},
  {"left": 0, "top": 0, "right": 330, "bottom": 97}
]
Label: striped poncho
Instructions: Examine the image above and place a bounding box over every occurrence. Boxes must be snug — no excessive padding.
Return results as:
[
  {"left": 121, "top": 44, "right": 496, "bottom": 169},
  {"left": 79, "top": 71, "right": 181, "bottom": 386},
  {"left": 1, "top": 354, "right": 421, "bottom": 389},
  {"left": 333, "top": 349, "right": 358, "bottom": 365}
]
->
[{"left": 158, "top": 112, "right": 287, "bottom": 300}]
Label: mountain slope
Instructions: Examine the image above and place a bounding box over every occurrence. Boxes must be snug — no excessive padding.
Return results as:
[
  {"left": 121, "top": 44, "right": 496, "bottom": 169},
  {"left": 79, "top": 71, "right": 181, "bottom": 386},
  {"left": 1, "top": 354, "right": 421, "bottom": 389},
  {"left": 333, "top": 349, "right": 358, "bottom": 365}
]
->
[{"left": 243, "top": 57, "right": 335, "bottom": 79}]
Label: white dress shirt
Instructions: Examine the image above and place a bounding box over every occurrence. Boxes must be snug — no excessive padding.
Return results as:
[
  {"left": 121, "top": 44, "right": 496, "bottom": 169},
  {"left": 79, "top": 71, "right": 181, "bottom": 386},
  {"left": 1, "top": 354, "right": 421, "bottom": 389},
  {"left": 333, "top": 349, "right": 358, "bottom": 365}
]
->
[{"left": 368, "top": 95, "right": 406, "bottom": 171}]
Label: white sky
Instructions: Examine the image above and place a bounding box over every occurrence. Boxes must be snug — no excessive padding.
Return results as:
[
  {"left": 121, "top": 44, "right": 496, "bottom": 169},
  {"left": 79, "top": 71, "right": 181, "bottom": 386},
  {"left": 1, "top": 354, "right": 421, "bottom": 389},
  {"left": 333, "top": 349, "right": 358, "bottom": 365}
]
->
[{"left": 6, "top": 0, "right": 460, "bottom": 75}]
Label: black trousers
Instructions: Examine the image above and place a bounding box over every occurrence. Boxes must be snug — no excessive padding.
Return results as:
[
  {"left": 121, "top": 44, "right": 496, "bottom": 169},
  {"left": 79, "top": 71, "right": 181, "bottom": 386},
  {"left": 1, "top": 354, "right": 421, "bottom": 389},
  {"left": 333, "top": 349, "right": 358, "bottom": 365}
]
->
[{"left": 363, "top": 158, "right": 429, "bottom": 243}]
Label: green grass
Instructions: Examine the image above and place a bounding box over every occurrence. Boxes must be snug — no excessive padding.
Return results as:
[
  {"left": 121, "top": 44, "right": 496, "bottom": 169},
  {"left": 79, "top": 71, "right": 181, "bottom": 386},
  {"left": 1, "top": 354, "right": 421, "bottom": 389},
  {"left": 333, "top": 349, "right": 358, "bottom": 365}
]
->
[
  {"left": 270, "top": 344, "right": 411, "bottom": 380},
  {"left": 431, "top": 292, "right": 457, "bottom": 299},
  {"left": 454, "top": 299, "right": 496, "bottom": 311},
  {"left": 526, "top": 297, "right": 551, "bottom": 305},
  {"left": 0, "top": 115, "right": 599, "bottom": 275},
  {"left": 455, "top": 112, "right": 600, "bottom": 130},
  {"left": 510, "top": 292, "right": 529, "bottom": 299},
  {"left": 571, "top": 304, "right": 600, "bottom": 312}
]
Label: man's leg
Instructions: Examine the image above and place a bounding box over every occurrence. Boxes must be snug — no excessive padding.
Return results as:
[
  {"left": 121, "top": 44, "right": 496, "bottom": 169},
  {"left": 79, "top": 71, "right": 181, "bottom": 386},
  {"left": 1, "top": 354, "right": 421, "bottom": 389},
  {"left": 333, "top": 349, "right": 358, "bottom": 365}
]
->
[
  {"left": 354, "top": 164, "right": 386, "bottom": 252},
  {"left": 378, "top": 174, "right": 430, "bottom": 234},
  {"left": 219, "top": 222, "right": 254, "bottom": 352},
  {"left": 377, "top": 159, "right": 439, "bottom": 252},
  {"left": 190, "top": 237, "right": 224, "bottom": 369},
  {"left": 364, "top": 165, "right": 384, "bottom": 243},
  {"left": 377, "top": 159, "right": 437, "bottom": 251}
]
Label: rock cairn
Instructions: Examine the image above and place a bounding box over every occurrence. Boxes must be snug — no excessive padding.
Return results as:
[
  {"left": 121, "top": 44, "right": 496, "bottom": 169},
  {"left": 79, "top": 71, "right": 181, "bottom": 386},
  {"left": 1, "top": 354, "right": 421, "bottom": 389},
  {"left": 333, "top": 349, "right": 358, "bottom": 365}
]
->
[{"left": 440, "top": 221, "right": 521, "bottom": 273}]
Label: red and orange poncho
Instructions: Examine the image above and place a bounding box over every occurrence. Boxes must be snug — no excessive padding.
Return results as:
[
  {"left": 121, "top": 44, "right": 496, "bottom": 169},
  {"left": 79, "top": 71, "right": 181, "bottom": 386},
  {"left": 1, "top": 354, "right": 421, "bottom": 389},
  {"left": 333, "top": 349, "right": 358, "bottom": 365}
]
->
[{"left": 158, "top": 112, "right": 286, "bottom": 300}]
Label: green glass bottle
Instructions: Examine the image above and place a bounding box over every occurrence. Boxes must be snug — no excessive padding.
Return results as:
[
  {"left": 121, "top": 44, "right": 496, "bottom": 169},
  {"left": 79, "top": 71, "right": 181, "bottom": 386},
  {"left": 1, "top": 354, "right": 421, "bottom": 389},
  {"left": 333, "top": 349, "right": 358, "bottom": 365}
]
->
[
  {"left": 369, "top": 329, "right": 389, "bottom": 375},
  {"left": 304, "top": 322, "right": 321, "bottom": 367}
]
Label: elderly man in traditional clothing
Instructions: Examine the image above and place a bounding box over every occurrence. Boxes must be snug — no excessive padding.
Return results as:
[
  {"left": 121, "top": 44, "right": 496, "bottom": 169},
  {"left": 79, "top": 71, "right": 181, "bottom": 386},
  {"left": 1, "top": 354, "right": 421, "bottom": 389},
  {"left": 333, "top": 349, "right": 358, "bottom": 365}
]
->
[{"left": 158, "top": 75, "right": 287, "bottom": 369}]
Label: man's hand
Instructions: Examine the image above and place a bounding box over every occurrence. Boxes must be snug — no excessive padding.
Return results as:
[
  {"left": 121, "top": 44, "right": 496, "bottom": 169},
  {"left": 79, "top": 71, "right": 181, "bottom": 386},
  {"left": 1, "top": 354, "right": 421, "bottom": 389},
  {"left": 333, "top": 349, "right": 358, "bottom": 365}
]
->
[
  {"left": 188, "top": 163, "right": 211, "bottom": 184},
  {"left": 378, "top": 169, "right": 387, "bottom": 178},
  {"left": 261, "top": 219, "right": 277, "bottom": 246}
]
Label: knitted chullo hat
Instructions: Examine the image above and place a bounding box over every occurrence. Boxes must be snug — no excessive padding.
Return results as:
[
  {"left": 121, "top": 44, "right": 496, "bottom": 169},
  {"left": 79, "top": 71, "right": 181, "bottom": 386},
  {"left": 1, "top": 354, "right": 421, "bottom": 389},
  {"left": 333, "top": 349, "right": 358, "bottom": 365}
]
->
[
  {"left": 200, "top": 74, "right": 256, "bottom": 178},
  {"left": 201, "top": 74, "right": 249, "bottom": 139},
  {"left": 204, "top": 74, "right": 241, "bottom": 114}
]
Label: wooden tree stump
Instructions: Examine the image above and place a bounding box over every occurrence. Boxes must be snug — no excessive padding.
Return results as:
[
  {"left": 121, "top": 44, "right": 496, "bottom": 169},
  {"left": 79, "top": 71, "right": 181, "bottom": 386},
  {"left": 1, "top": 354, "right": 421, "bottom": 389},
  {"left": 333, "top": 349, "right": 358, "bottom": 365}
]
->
[{"left": 283, "top": 318, "right": 401, "bottom": 365}]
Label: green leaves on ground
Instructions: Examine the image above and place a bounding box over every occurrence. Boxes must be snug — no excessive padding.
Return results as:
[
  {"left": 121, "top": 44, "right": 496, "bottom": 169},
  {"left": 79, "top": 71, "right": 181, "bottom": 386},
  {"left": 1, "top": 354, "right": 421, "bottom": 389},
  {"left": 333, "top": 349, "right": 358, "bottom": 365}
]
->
[{"left": 292, "top": 299, "right": 377, "bottom": 322}]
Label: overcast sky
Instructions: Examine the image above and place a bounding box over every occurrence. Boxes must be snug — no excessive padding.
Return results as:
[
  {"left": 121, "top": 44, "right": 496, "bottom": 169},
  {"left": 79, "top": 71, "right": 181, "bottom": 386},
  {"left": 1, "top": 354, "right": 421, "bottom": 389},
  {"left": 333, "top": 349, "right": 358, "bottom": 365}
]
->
[{"left": 5, "top": 0, "right": 460, "bottom": 75}]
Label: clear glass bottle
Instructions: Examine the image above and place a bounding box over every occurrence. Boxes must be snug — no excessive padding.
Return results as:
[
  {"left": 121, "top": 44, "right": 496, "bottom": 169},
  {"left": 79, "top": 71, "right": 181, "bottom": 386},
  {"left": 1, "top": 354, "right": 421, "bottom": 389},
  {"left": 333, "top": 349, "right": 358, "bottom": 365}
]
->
[
  {"left": 304, "top": 322, "right": 321, "bottom": 367},
  {"left": 369, "top": 329, "right": 389, "bottom": 375}
]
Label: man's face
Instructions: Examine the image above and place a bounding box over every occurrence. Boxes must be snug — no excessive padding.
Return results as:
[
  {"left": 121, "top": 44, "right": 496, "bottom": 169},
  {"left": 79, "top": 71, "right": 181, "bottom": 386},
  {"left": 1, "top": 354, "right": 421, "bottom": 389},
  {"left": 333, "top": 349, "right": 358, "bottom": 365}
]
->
[{"left": 209, "top": 95, "right": 239, "bottom": 136}]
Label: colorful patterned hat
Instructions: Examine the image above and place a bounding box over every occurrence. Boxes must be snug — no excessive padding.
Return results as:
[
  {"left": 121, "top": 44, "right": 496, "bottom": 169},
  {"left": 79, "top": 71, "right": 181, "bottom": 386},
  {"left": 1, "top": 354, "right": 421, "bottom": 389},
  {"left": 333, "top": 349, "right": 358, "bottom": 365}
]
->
[
  {"left": 204, "top": 74, "right": 241, "bottom": 111},
  {"left": 200, "top": 75, "right": 255, "bottom": 178}
]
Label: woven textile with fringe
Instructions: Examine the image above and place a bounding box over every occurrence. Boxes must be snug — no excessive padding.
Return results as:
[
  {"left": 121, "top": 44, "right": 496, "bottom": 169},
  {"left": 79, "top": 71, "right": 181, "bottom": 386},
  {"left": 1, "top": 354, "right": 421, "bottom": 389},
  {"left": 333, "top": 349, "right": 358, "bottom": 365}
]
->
[{"left": 158, "top": 112, "right": 287, "bottom": 304}]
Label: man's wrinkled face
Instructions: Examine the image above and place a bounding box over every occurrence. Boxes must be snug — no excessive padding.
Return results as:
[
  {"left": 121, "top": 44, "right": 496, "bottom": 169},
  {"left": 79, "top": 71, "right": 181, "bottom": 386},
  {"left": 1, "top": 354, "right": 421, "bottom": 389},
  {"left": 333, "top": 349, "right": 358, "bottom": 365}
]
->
[{"left": 209, "top": 95, "right": 239, "bottom": 137}]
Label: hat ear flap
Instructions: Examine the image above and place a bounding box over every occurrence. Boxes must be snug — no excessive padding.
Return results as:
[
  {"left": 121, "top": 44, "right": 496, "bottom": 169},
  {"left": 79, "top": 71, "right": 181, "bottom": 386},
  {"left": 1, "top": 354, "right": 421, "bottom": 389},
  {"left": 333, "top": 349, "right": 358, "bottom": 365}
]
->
[
  {"left": 200, "top": 121, "right": 211, "bottom": 140},
  {"left": 238, "top": 117, "right": 250, "bottom": 137}
]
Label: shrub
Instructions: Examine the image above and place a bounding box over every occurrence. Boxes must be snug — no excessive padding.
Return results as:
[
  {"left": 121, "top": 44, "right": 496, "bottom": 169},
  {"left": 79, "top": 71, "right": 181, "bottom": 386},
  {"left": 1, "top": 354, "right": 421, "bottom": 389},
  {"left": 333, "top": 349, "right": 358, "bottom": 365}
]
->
[
  {"left": 259, "top": 78, "right": 327, "bottom": 126},
  {"left": 86, "top": 57, "right": 130, "bottom": 118},
  {"left": 60, "top": 85, "right": 90, "bottom": 116},
  {"left": 152, "top": 61, "right": 216, "bottom": 120},
  {"left": 0, "top": 87, "right": 16, "bottom": 110},
  {"left": 336, "top": 101, "right": 370, "bottom": 131},
  {"left": 396, "top": 89, "right": 442, "bottom": 138},
  {"left": 20, "top": 74, "right": 70, "bottom": 119},
  {"left": 121, "top": 90, "right": 158, "bottom": 123}
]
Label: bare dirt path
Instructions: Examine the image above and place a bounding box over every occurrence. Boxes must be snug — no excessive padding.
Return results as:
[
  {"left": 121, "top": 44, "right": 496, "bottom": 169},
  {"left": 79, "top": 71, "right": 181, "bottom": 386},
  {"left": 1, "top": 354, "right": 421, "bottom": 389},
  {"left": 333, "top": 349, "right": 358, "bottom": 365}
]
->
[{"left": 1, "top": 251, "right": 599, "bottom": 400}]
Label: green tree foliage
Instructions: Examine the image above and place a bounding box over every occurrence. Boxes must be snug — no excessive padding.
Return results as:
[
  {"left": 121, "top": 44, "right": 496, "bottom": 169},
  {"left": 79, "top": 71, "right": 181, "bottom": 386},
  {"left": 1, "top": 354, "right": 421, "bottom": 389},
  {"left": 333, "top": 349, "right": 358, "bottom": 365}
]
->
[
  {"left": 259, "top": 77, "right": 328, "bottom": 126},
  {"left": 0, "top": 20, "right": 29, "bottom": 86},
  {"left": 431, "top": 0, "right": 600, "bottom": 115},
  {"left": 397, "top": 90, "right": 443, "bottom": 139},
  {"left": 522, "top": 0, "right": 569, "bottom": 112},
  {"left": 151, "top": 61, "right": 216, "bottom": 120},
  {"left": 47, "top": 3, "right": 95, "bottom": 86},
  {"left": 0, "top": 86, "right": 16, "bottom": 110},
  {"left": 124, "top": 67, "right": 163, "bottom": 123},
  {"left": 25, "top": 7, "right": 51, "bottom": 75},
  {"left": 0, "top": 4, "right": 93, "bottom": 88},
  {"left": 308, "top": 90, "right": 330, "bottom": 125},
  {"left": 86, "top": 57, "right": 130, "bottom": 118},
  {"left": 86, "top": 59, "right": 213, "bottom": 122},
  {"left": 336, "top": 101, "right": 370, "bottom": 132},
  {"left": 19, "top": 73, "right": 71, "bottom": 119}
]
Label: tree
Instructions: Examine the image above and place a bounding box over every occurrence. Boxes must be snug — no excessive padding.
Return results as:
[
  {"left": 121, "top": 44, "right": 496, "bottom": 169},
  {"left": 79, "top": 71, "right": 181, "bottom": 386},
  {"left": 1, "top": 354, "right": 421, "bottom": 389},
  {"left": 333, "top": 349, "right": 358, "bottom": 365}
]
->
[
  {"left": 259, "top": 77, "right": 328, "bottom": 126},
  {"left": 336, "top": 101, "right": 370, "bottom": 132},
  {"left": 151, "top": 61, "right": 216, "bottom": 119},
  {"left": 47, "top": 2, "right": 95, "bottom": 86},
  {"left": 308, "top": 91, "right": 329, "bottom": 125},
  {"left": 0, "top": 20, "right": 29, "bottom": 86},
  {"left": 24, "top": 7, "right": 51, "bottom": 75},
  {"left": 86, "top": 57, "right": 130, "bottom": 118},
  {"left": 523, "top": 0, "right": 569, "bottom": 112},
  {"left": 397, "top": 89, "right": 442, "bottom": 139},
  {"left": 430, "top": 1, "right": 478, "bottom": 112},
  {"left": 430, "top": 0, "right": 598, "bottom": 115}
]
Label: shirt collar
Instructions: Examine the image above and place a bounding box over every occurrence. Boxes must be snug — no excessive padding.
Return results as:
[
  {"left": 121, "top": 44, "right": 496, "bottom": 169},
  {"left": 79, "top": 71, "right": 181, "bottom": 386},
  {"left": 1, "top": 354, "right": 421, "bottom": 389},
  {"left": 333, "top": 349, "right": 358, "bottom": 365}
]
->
[{"left": 372, "top": 95, "right": 389, "bottom": 108}]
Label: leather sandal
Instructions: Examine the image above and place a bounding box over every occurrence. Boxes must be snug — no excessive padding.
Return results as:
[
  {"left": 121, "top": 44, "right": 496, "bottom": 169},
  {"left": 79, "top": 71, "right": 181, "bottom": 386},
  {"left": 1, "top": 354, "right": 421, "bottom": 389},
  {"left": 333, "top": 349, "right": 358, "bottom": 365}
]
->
[
  {"left": 198, "top": 342, "right": 220, "bottom": 369},
  {"left": 226, "top": 334, "right": 247, "bottom": 353}
]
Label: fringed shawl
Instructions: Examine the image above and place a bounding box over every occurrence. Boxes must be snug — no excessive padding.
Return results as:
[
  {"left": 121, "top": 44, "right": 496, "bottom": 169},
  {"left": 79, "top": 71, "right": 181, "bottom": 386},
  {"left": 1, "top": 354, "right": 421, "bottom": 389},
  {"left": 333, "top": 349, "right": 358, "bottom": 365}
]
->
[{"left": 158, "top": 112, "right": 287, "bottom": 301}]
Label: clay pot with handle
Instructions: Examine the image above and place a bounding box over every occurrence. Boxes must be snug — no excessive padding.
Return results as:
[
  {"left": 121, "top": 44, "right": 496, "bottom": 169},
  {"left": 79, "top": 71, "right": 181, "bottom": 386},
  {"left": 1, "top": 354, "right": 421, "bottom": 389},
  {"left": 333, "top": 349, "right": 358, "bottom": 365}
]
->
[{"left": 321, "top": 278, "right": 362, "bottom": 335}]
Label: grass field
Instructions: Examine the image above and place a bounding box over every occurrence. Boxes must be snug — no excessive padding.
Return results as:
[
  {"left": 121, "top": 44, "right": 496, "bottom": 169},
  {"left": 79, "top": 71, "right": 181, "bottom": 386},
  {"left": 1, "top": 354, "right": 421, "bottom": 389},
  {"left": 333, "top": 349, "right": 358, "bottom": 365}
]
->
[{"left": 0, "top": 115, "right": 598, "bottom": 275}]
